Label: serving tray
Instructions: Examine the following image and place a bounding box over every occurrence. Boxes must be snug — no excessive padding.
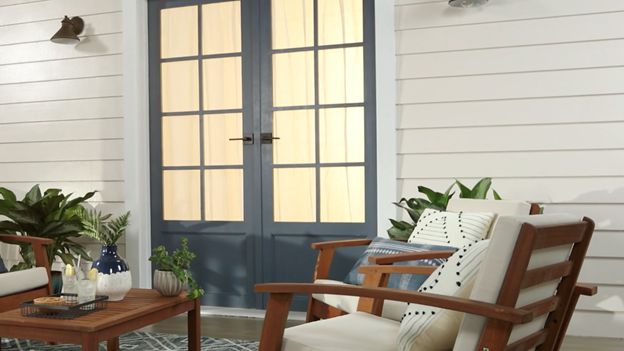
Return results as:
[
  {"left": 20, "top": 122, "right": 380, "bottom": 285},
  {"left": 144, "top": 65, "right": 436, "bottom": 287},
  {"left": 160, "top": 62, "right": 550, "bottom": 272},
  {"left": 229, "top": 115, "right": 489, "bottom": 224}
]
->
[{"left": 20, "top": 293, "right": 108, "bottom": 319}]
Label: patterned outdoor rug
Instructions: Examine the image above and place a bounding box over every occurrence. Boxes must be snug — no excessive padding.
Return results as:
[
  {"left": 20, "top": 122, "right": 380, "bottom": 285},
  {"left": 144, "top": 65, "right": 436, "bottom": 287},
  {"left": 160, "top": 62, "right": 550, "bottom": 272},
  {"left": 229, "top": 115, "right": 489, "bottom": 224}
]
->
[{"left": 1, "top": 331, "right": 259, "bottom": 351}]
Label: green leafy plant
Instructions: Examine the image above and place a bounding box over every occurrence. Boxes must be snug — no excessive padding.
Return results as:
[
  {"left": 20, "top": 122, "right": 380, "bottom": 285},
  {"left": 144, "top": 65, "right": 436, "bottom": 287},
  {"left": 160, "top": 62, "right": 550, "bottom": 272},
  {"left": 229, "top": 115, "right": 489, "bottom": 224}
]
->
[
  {"left": 388, "top": 178, "right": 501, "bottom": 239},
  {"left": 0, "top": 185, "right": 96, "bottom": 270},
  {"left": 77, "top": 208, "right": 131, "bottom": 245},
  {"left": 148, "top": 237, "right": 204, "bottom": 300}
]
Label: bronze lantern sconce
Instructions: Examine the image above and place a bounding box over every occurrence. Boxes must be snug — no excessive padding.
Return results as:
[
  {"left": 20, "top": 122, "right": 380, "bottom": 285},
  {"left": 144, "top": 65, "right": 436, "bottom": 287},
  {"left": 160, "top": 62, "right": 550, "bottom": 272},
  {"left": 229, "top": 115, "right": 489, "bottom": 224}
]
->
[{"left": 50, "top": 16, "right": 84, "bottom": 44}]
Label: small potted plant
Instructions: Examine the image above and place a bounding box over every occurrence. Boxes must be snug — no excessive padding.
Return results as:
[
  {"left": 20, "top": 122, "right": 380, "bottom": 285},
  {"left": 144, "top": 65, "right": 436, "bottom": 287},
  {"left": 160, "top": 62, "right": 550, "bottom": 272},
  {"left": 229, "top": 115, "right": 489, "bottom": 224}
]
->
[
  {"left": 77, "top": 208, "right": 132, "bottom": 301},
  {"left": 149, "top": 237, "right": 204, "bottom": 299}
]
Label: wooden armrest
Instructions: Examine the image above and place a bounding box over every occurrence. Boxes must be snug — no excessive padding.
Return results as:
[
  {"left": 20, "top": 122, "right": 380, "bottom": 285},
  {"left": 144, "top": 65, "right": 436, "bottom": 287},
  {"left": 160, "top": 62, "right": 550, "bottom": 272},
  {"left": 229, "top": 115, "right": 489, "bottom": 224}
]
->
[
  {"left": 368, "top": 250, "right": 456, "bottom": 265},
  {"left": 0, "top": 234, "right": 53, "bottom": 273},
  {"left": 575, "top": 283, "right": 597, "bottom": 296},
  {"left": 358, "top": 265, "right": 437, "bottom": 276},
  {"left": 311, "top": 238, "right": 407, "bottom": 250},
  {"left": 255, "top": 283, "right": 533, "bottom": 324},
  {"left": 311, "top": 239, "right": 374, "bottom": 250},
  {"left": 0, "top": 234, "right": 53, "bottom": 246}
]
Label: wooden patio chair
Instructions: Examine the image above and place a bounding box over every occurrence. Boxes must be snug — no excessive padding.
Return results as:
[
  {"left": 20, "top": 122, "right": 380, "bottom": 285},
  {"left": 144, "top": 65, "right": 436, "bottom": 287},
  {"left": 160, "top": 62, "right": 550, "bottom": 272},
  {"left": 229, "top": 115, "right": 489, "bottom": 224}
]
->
[
  {"left": 0, "top": 235, "right": 53, "bottom": 313},
  {"left": 256, "top": 214, "right": 595, "bottom": 351},
  {"left": 307, "top": 198, "right": 541, "bottom": 322}
]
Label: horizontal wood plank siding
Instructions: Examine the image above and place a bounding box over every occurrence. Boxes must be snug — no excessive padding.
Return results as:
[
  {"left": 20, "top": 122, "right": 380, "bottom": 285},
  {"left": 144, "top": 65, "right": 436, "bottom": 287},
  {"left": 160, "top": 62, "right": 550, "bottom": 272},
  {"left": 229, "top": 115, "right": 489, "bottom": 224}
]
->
[
  {"left": 395, "top": 0, "right": 624, "bottom": 337},
  {"left": 0, "top": 0, "right": 125, "bottom": 259}
]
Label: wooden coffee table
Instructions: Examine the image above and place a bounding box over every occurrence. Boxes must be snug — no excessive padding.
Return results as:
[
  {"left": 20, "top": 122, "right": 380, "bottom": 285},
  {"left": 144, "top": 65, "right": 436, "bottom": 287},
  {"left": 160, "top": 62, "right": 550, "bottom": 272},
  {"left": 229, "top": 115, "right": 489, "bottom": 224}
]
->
[{"left": 0, "top": 288, "right": 200, "bottom": 351}]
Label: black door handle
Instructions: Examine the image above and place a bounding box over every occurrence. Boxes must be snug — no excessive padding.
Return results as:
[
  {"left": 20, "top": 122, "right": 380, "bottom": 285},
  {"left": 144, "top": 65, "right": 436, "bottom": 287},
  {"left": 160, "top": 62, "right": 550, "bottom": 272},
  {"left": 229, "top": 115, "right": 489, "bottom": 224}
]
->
[
  {"left": 261, "top": 133, "right": 280, "bottom": 144},
  {"left": 229, "top": 133, "right": 254, "bottom": 145}
]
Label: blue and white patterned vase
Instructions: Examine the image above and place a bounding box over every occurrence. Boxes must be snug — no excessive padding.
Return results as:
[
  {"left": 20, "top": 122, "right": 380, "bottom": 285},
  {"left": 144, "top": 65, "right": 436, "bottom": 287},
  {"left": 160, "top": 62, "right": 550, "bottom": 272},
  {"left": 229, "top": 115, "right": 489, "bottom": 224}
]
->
[{"left": 91, "top": 244, "right": 132, "bottom": 301}]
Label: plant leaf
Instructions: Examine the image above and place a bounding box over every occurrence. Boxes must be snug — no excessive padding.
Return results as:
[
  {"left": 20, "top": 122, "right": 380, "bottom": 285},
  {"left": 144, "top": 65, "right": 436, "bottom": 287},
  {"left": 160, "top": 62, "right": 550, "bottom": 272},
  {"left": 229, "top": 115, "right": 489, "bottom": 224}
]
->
[
  {"left": 0, "top": 187, "right": 16, "bottom": 204},
  {"left": 23, "top": 185, "right": 42, "bottom": 206},
  {"left": 417, "top": 186, "right": 441, "bottom": 203},
  {"left": 470, "top": 178, "right": 492, "bottom": 199},
  {"left": 493, "top": 189, "right": 502, "bottom": 200},
  {"left": 455, "top": 180, "right": 472, "bottom": 198}
]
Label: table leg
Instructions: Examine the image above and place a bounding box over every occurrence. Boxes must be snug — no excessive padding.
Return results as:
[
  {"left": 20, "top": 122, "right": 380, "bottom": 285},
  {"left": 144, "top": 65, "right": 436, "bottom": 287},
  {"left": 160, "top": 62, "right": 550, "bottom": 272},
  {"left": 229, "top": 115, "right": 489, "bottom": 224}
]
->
[
  {"left": 81, "top": 333, "right": 99, "bottom": 351},
  {"left": 107, "top": 336, "right": 120, "bottom": 351},
  {"left": 188, "top": 298, "right": 200, "bottom": 351}
]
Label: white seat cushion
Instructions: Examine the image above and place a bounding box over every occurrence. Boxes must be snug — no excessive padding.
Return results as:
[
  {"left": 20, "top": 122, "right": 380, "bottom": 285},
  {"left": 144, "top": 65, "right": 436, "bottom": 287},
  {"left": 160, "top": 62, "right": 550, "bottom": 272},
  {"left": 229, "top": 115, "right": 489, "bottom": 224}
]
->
[
  {"left": 312, "top": 279, "right": 409, "bottom": 321},
  {"left": 0, "top": 267, "right": 48, "bottom": 297},
  {"left": 282, "top": 312, "right": 399, "bottom": 351}
]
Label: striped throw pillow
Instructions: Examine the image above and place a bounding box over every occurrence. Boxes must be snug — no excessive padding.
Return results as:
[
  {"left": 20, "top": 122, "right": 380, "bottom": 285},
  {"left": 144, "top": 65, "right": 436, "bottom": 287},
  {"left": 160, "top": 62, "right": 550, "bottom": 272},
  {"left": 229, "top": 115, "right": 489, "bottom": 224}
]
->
[
  {"left": 343, "top": 237, "right": 456, "bottom": 291},
  {"left": 397, "top": 240, "right": 490, "bottom": 351},
  {"left": 408, "top": 209, "right": 494, "bottom": 248}
]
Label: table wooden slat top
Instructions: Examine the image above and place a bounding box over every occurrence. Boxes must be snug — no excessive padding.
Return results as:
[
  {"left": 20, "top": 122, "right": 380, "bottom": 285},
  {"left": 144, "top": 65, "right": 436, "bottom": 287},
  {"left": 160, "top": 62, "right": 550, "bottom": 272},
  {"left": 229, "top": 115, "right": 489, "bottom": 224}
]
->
[{"left": 0, "top": 288, "right": 194, "bottom": 332}]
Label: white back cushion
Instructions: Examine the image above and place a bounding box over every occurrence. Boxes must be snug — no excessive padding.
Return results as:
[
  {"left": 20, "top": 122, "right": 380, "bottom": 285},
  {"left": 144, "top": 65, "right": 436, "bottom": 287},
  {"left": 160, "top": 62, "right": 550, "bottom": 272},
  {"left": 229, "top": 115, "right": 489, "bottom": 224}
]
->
[
  {"left": 397, "top": 240, "right": 490, "bottom": 351},
  {"left": 453, "top": 213, "right": 581, "bottom": 351},
  {"left": 0, "top": 267, "right": 49, "bottom": 297},
  {"left": 446, "top": 198, "right": 533, "bottom": 238}
]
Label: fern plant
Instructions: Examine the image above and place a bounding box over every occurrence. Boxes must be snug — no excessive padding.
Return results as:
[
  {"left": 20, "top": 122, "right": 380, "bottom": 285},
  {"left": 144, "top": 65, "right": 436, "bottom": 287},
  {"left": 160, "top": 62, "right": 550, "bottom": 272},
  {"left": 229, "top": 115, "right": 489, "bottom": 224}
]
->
[{"left": 77, "top": 208, "right": 131, "bottom": 245}]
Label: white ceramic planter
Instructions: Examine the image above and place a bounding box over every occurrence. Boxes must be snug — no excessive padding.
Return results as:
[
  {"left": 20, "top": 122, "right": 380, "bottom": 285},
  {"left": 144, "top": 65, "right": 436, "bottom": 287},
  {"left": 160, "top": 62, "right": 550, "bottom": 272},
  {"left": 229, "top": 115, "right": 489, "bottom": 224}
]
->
[
  {"left": 153, "top": 270, "right": 187, "bottom": 296},
  {"left": 96, "top": 271, "right": 133, "bottom": 301}
]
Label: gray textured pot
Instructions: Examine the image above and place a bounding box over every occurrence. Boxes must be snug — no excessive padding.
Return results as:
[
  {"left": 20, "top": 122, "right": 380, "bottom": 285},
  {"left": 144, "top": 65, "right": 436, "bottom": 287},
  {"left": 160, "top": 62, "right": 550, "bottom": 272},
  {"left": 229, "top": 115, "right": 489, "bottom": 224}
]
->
[{"left": 153, "top": 269, "right": 187, "bottom": 296}]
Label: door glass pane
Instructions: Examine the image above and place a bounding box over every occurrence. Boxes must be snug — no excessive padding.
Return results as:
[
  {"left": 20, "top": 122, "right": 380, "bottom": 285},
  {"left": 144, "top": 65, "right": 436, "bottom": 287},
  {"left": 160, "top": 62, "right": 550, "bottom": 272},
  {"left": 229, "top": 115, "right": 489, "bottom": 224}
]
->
[
  {"left": 162, "top": 61, "right": 199, "bottom": 113},
  {"left": 271, "top": 0, "right": 313, "bottom": 49},
  {"left": 273, "top": 110, "right": 315, "bottom": 165},
  {"left": 161, "top": 6, "right": 198, "bottom": 59},
  {"left": 318, "top": 0, "right": 363, "bottom": 46},
  {"left": 204, "top": 113, "right": 243, "bottom": 166},
  {"left": 274, "top": 168, "right": 316, "bottom": 222},
  {"left": 273, "top": 51, "right": 315, "bottom": 107},
  {"left": 319, "top": 107, "right": 364, "bottom": 163},
  {"left": 205, "top": 169, "right": 244, "bottom": 221},
  {"left": 163, "top": 170, "right": 201, "bottom": 221},
  {"left": 162, "top": 115, "right": 200, "bottom": 166},
  {"left": 320, "top": 166, "right": 364, "bottom": 223},
  {"left": 203, "top": 57, "right": 242, "bottom": 110},
  {"left": 202, "top": 1, "right": 241, "bottom": 55},
  {"left": 319, "top": 47, "right": 363, "bottom": 105}
]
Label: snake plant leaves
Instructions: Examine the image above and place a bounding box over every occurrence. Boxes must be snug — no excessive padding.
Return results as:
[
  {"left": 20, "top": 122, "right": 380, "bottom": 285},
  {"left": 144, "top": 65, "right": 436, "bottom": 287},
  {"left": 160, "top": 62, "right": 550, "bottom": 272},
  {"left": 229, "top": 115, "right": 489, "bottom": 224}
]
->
[
  {"left": 493, "top": 189, "right": 502, "bottom": 200},
  {"left": 389, "top": 178, "right": 501, "bottom": 240}
]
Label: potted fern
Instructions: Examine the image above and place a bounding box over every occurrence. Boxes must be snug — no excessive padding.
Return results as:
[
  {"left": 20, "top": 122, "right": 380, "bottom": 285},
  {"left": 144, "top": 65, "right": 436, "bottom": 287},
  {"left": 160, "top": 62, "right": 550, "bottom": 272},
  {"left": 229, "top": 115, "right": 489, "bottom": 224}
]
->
[
  {"left": 77, "top": 208, "right": 132, "bottom": 301},
  {"left": 149, "top": 237, "right": 204, "bottom": 299},
  {"left": 0, "top": 185, "right": 95, "bottom": 293}
]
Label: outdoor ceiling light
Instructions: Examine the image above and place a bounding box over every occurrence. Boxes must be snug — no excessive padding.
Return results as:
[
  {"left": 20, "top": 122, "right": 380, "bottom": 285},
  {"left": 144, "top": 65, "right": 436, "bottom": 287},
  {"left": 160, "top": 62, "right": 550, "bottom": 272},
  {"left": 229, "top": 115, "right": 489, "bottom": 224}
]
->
[
  {"left": 449, "top": 0, "right": 489, "bottom": 8},
  {"left": 50, "top": 16, "right": 84, "bottom": 44}
]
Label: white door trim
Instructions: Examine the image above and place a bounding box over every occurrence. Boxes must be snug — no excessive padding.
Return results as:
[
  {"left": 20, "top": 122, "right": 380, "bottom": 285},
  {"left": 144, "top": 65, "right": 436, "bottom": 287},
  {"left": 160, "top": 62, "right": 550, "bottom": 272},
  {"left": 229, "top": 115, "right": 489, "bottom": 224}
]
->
[{"left": 123, "top": 0, "right": 152, "bottom": 288}]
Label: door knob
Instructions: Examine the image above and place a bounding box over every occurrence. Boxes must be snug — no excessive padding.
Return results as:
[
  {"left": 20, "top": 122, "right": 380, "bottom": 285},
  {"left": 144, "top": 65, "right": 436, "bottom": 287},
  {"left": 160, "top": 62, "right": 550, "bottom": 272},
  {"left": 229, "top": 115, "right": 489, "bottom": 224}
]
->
[
  {"left": 261, "top": 133, "right": 280, "bottom": 144},
  {"left": 229, "top": 133, "right": 254, "bottom": 145}
]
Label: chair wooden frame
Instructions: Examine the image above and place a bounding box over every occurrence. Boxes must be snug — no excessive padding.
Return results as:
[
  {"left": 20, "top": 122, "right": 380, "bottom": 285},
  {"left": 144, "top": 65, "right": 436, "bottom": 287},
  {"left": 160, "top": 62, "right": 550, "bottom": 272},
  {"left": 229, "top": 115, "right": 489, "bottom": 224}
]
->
[
  {"left": 0, "top": 235, "right": 53, "bottom": 313},
  {"left": 260, "top": 217, "right": 595, "bottom": 351},
  {"left": 306, "top": 203, "right": 542, "bottom": 322}
]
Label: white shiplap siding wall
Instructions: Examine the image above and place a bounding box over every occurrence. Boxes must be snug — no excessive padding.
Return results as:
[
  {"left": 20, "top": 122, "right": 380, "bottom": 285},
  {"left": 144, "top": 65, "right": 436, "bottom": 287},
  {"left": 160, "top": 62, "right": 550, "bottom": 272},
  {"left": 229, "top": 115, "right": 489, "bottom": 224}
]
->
[
  {"left": 395, "top": 0, "right": 624, "bottom": 338},
  {"left": 0, "top": 0, "right": 125, "bottom": 269}
]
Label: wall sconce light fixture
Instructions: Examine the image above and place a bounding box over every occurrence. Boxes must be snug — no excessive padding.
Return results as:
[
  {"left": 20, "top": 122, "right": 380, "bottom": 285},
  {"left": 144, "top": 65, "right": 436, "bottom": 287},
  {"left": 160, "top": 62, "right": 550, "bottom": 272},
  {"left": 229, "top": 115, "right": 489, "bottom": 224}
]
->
[
  {"left": 449, "top": 0, "right": 488, "bottom": 8},
  {"left": 50, "top": 16, "right": 84, "bottom": 44}
]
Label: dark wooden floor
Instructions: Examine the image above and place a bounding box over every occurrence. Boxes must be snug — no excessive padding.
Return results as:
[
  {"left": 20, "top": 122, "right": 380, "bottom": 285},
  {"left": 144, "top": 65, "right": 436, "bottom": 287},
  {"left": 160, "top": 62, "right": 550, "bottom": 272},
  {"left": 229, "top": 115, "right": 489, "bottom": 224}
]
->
[
  {"left": 138, "top": 314, "right": 302, "bottom": 342},
  {"left": 139, "top": 313, "right": 624, "bottom": 350}
]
